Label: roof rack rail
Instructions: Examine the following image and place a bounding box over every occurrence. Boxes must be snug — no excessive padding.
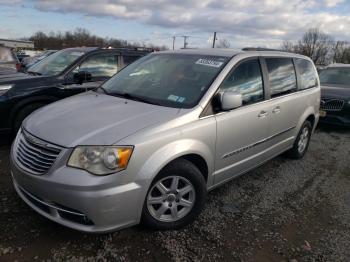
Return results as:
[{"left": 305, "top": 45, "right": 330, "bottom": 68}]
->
[
  {"left": 242, "top": 47, "right": 287, "bottom": 52},
  {"left": 101, "top": 46, "right": 156, "bottom": 52}
]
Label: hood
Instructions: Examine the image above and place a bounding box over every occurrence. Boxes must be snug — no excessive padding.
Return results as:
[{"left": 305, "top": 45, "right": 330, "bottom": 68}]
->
[
  {"left": 321, "top": 85, "right": 350, "bottom": 100},
  {"left": 0, "top": 68, "right": 17, "bottom": 75},
  {"left": 0, "top": 71, "right": 50, "bottom": 83},
  {"left": 23, "top": 92, "right": 180, "bottom": 147}
]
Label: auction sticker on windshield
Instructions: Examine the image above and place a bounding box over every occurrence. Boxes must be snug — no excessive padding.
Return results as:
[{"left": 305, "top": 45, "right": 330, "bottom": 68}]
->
[{"left": 195, "top": 58, "right": 224, "bottom": 68}]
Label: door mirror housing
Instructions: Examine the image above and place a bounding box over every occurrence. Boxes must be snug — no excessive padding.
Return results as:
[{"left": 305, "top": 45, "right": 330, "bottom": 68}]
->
[
  {"left": 73, "top": 71, "right": 92, "bottom": 84},
  {"left": 218, "top": 91, "right": 243, "bottom": 111}
]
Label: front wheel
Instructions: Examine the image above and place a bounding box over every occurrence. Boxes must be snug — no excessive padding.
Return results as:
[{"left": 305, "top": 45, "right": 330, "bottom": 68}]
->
[
  {"left": 141, "top": 159, "right": 207, "bottom": 230},
  {"left": 286, "top": 120, "right": 312, "bottom": 159}
]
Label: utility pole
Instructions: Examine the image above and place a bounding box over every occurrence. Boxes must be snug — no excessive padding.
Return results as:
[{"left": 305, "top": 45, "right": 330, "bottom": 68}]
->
[
  {"left": 212, "top": 32, "right": 217, "bottom": 48},
  {"left": 172, "top": 36, "right": 176, "bottom": 50},
  {"left": 181, "top": 36, "right": 189, "bottom": 49}
]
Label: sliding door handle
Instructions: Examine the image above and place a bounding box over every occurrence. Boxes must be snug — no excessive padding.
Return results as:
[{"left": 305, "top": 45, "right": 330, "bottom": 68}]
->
[
  {"left": 258, "top": 111, "right": 268, "bottom": 118},
  {"left": 272, "top": 106, "right": 281, "bottom": 114}
]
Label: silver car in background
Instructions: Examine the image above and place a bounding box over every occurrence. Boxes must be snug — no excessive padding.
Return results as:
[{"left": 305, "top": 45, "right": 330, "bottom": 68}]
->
[{"left": 10, "top": 48, "right": 320, "bottom": 232}]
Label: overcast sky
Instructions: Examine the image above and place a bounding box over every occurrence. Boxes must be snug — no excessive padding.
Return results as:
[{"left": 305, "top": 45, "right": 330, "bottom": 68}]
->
[{"left": 1, "top": 0, "right": 350, "bottom": 49}]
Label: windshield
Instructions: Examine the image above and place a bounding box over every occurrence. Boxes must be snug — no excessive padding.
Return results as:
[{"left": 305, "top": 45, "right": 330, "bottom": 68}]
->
[
  {"left": 101, "top": 53, "right": 229, "bottom": 108},
  {"left": 28, "top": 49, "right": 85, "bottom": 76},
  {"left": 319, "top": 67, "right": 350, "bottom": 87}
]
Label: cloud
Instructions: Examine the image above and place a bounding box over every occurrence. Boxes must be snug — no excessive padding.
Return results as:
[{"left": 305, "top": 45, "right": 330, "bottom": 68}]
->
[
  {"left": 2, "top": 0, "right": 350, "bottom": 47},
  {"left": 324, "top": 0, "right": 344, "bottom": 7}
]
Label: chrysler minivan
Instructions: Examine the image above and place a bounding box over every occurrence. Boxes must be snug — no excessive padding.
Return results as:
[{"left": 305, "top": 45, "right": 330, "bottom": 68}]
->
[{"left": 10, "top": 48, "right": 320, "bottom": 232}]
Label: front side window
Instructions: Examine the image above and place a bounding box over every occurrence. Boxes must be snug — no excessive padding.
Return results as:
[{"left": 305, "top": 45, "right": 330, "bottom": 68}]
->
[
  {"left": 122, "top": 55, "right": 141, "bottom": 68},
  {"left": 101, "top": 53, "right": 229, "bottom": 108},
  {"left": 219, "top": 59, "right": 264, "bottom": 105},
  {"left": 266, "top": 58, "right": 297, "bottom": 98},
  {"left": 295, "top": 59, "right": 318, "bottom": 90},
  {"left": 28, "top": 49, "right": 85, "bottom": 76},
  {"left": 77, "top": 54, "right": 119, "bottom": 78},
  {"left": 319, "top": 67, "right": 350, "bottom": 87}
]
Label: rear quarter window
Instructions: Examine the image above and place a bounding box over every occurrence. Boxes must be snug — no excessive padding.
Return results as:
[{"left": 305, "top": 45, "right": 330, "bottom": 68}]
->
[
  {"left": 295, "top": 59, "right": 318, "bottom": 90},
  {"left": 266, "top": 58, "right": 297, "bottom": 98}
]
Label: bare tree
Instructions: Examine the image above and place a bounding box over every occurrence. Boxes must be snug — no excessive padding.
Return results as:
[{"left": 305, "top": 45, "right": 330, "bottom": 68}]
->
[
  {"left": 281, "top": 40, "right": 296, "bottom": 52},
  {"left": 26, "top": 28, "right": 165, "bottom": 50},
  {"left": 332, "top": 41, "right": 350, "bottom": 64},
  {"left": 216, "top": 39, "right": 231, "bottom": 48},
  {"left": 296, "top": 28, "right": 333, "bottom": 65}
]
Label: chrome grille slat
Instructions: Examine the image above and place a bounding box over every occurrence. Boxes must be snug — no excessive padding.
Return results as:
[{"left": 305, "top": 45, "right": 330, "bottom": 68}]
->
[
  {"left": 19, "top": 138, "right": 58, "bottom": 158},
  {"left": 320, "top": 99, "right": 345, "bottom": 111},
  {"left": 17, "top": 148, "right": 52, "bottom": 168},
  {"left": 17, "top": 144, "right": 54, "bottom": 165},
  {"left": 14, "top": 130, "right": 62, "bottom": 175},
  {"left": 17, "top": 154, "right": 47, "bottom": 173}
]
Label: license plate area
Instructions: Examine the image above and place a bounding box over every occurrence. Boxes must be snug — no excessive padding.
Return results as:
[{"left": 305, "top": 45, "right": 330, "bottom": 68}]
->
[{"left": 319, "top": 110, "right": 327, "bottom": 117}]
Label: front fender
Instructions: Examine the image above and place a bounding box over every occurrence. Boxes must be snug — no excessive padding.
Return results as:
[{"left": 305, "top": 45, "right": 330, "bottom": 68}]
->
[
  {"left": 137, "top": 138, "right": 214, "bottom": 186},
  {"left": 133, "top": 138, "right": 215, "bottom": 221}
]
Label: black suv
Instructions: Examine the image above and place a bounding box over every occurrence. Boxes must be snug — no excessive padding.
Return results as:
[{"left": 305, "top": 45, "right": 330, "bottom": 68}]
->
[{"left": 0, "top": 47, "right": 150, "bottom": 134}]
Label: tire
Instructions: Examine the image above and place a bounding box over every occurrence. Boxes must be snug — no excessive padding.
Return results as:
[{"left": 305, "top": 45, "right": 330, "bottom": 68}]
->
[
  {"left": 286, "top": 120, "right": 312, "bottom": 159},
  {"left": 13, "top": 103, "right": 46, "bottom": 134},
  {"left": 141, "top": 158, "right": 207, "bottom": 230}
]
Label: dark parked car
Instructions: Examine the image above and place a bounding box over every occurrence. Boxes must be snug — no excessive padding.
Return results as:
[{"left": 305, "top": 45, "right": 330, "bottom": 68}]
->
[
  {"left": 16, "top": 53, "right": 30, "bottom": 63},
  {"left": 21, "top": 50, "right": 57, "bottom": 72},
  {"left": 319, "top": 64, "right": 350, "bottom": 127},
  {"left": 0, "top": 47, "right": 151, "bottom": 134},
  {"left": 0, "top": 46, "right": 20, "bottom": 74}
]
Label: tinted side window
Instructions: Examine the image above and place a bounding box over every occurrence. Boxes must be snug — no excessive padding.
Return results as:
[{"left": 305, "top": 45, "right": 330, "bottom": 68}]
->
[
  {"left": 220, "top": 59, "right": 264, "bottom": 105},
  {"left": 79, "top": 54, "right": 119, "bottom": 78},
  {"left": 295, "top": 59, "right": 318, "bottom": 90},
  {"left": 122, "top": 55, "right": 141, "bottom": 68},
  {"left": 266, "top": 58, "right": 297, "bottom": 98}
]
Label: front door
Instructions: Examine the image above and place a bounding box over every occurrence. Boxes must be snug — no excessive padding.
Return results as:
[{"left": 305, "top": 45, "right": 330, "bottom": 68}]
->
[
  {"left": 214, "top": 58, "right": 270, "bottom": 184},
  {"left": 61, "top": 52, "right": 120, "bottom": 96}
]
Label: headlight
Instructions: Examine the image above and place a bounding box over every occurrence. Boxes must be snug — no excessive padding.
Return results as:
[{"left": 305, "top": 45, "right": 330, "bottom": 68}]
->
[
  {"left": 0, "top": 85, "right": 13, "bottom": 96},
  {"left": 68, "top": 146, "right": 133, "bottom": 175}
]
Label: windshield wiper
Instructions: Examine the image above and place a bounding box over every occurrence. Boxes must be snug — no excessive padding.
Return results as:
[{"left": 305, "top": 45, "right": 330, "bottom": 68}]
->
[
  {"left": 27, "top": 71, "right": 42, "bottom": 76},
  {"left": 110, "top": 92, "right": 161, "bottom": 106},
  {"left": 97, "top": 86, "right": 109, "bottom": 94}
]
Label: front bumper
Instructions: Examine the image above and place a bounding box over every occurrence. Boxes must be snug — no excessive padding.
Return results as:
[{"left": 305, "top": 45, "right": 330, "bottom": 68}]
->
[
  {"left": 319, "top": 112, "right": 350, "bottom": 127},
  {"left": 11, "top": 157, "right": 144, "bottom": 233}
]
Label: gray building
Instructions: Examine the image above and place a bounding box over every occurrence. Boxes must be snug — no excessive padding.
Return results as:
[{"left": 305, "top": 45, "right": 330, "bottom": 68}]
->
[{"left": 0, "top": 39, "right": 34, "bottom": 49}]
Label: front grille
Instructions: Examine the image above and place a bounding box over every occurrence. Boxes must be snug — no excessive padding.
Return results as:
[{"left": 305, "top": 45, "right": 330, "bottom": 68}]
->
[
  {"left": 15, "top": 130, "right": 62, "bottom": 175},
  {"left": 320, "top": 99, "right": 345, "bottom": 111}
]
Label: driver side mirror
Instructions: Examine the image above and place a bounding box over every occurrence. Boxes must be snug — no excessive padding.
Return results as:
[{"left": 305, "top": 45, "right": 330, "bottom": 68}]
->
[
  {"left": 216, "top": 91, "right": 243, "bottom": 111},
  {"left": 73, "top": 71, "right": 92, "bottom": 84}
]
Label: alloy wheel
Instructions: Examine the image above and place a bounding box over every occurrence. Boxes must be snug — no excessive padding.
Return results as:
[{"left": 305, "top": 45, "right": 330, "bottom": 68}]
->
[{"left": 147, "top": 176, "right": 196, "bottom": 222}]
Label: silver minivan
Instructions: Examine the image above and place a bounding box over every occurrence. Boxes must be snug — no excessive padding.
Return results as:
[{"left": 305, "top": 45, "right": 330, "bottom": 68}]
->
[{"left": 10, "top": 48, "right": 320, "bottom": 232}]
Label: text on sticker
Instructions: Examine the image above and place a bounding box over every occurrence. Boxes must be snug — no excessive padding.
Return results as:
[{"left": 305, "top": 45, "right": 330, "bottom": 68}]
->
[{"left": 195, "top": 58, "right": 223, "bottom": 68}]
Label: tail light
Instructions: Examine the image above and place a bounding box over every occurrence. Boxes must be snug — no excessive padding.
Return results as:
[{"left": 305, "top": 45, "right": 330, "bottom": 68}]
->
[{"left": 16, "top": 63, "right": 21, "bottom": 72}]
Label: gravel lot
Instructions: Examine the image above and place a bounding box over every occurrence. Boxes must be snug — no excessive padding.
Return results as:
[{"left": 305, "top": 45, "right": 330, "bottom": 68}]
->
[{"left": 0, "top": 125, "right": 349, "bottom": 262}]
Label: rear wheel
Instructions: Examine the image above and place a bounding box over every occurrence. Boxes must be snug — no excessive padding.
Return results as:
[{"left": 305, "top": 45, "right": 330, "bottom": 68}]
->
[
  {"left": 141, "top": 159, "right": 207, "bottom": 230},
  {"left": 13, "top": 103, "right": 46, "bottom": 134},
  {"left": 286, "top": 120, "right": 312, "bottom": 159}
]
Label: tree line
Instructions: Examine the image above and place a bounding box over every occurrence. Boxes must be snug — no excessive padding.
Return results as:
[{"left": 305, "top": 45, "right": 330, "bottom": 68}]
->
[
  {"left": 281, "top": 28, "right": 350, "bottom": 65},
  {"left": 24, "top": 28, "right": 167, "bottom": 51}
]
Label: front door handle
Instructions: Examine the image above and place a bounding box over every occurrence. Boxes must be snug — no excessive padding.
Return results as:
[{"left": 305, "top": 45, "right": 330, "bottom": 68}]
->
[
  {"left": 258, "top": 111, "right": 268, "bottom": 118},
  {"left": 272, "top": 106, "right": 281, "bottom": 114}
]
